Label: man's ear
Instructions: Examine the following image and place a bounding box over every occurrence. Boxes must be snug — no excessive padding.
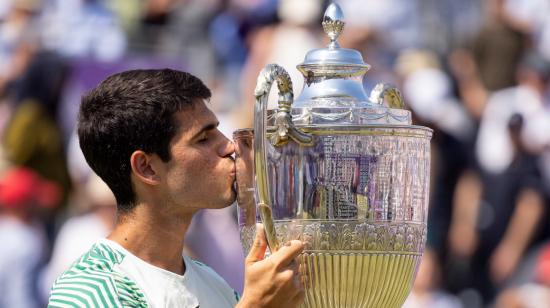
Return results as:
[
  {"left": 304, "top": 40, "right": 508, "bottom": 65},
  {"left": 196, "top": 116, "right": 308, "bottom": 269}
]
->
[{"left": 130, "top": 150, "right": 161, "bottom": 185}]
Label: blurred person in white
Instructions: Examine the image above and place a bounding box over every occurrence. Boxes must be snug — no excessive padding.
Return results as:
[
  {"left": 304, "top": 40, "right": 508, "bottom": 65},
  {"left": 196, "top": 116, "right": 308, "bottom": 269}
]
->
[
  {"left": 397, "top": 49, "right": 475, "bottom": 143},
  {"left": 240, "top": 0, "right": 322, "bottom": 125},
  {"left": 403, "top": 249, "right": 462, "bottom": 308},
  {"left": 0, "top": 167, "right": 61, "bottom": 308},
  {"left": 40, "top": 0, "right": 126, "bottom": 62},
  {"left": 40, "top": 172, "right": 116, "bottom": 302},
  {"left": 476, "top": 51, "right": 550, "bottom": 176},
  {"left": 459, "top": 110, "right": 547, "bottom": 303}
]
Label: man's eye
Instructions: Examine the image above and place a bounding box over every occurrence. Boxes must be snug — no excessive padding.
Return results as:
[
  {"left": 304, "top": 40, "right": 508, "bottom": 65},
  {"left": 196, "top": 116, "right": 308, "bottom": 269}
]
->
[{"left": 198, "top": 135, "right": 208, "bottom": 143}]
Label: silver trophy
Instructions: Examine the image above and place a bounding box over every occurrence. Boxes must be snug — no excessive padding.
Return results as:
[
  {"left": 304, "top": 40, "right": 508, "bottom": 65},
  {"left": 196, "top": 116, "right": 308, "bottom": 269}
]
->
[{"left": 234, "top": 3, "right": 432, "bottom": 307}]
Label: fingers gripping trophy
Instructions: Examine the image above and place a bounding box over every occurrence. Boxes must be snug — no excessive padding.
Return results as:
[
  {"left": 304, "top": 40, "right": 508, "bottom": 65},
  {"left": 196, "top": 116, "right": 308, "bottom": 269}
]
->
[{"left": 234, "top": 3, "right": 432, "bottom": 307}]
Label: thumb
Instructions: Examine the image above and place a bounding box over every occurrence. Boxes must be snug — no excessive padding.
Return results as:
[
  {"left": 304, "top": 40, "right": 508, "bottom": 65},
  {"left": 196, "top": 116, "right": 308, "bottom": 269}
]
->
[{"left": 245, "top": 223, "right": 267, "bottom": 265}]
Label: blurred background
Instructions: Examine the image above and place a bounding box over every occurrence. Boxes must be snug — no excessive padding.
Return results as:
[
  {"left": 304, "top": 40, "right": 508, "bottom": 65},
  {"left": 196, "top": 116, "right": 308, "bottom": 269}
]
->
[{"left": 0, "top": 0, "right": 549, "bottom": 307}]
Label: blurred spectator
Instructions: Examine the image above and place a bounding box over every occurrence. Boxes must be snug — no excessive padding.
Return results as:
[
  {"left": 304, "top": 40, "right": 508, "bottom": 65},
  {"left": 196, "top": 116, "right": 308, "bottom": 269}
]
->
[
  {"left": 338, "top": 0, "right": 421, "bottom": 52},
  {"left": 494, "top": 244, "right": 550, "bottom": 308},
  {"left": 41, "top": 0, "right": 127, "bottom": 61},
  {"left": 504, "top": 0, "right": 550, "bottom": 62},
  {"left": 449, "top": 54, "right": 550, "bottom": 301},
  {"left": 104, "top": 0, "right": 142, "bottom": 34},
  {"left": 495, "top": 286, "right": 550, "bottom": 308},
  {"left": 0, "top": 167, "right": 60, "bottom": 308},
  {"left": 40, "top": 173, "right": 116, "bottom": 302},
  {"left": 240, "top": 0, "right": 323, "bottom": 126},
  {"left": 128, "top": 0, "right": 180, "bottom": 53},
  {"left": 403, "top": 249, "right": 462, "bottom": 308},
  {"left": 395, "top": 49, "right": 476, "bottom": 261},
  {"left": 471, "top": 0, "right": 529, "bottom": 92},
  {"left": 0, "top": 0, "right": 41, "bottom": 97},
  {"left": 207, "top": 0, "right": 271, "bottom": 112},
  {"left": 128, "top": 0, "right": 177, "bottom": 52},
  {"left": 485, "top": 115, "right": 545, "bottom": 283},
  {"left": 476, "top": 52, "right": 550, "bottom": 174},
  {"left": 2, "top": 52, "right": 71, "bottom": 210},
  {"left": 134, "top": 0, "right": 220, "bottom": 83},
  {"left": 534, "top": 245, "right": 550, "bottom": 290},
  {"left": 448, "top": 112, "right": 548, "bottom": 304},
  {"left": 448, "top": 0, "right": 530, "bottom": 123},
  {"left": 424, "top": 0, "right": 483, "bottom": 53},
  {"left": 397, "top": 49, "right": 474, "bottom": 142}
]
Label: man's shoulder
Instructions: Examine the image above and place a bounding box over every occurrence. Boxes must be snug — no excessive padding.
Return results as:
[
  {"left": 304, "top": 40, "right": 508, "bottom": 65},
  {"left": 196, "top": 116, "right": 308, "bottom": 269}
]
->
[
  {"left": 187, "top": 257, "right": 241, "bottom": 303},
  {"left": 188, "top": 258, "right": 225, "bottom": 284},
  {"left": 54, "top": 241, "right": 125, "bottom": 278},
  {"left": 48, "top": 241, "right": 148, "bottom": 307}
]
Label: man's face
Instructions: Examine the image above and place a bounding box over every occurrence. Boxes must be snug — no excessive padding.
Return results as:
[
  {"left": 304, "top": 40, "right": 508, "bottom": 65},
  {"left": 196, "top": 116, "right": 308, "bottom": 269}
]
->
[{"left": 161, "top": 99, "right": 236, "bottom": 211}]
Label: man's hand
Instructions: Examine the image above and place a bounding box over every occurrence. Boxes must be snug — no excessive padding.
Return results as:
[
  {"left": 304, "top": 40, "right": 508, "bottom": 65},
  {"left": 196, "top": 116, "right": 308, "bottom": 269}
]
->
[{"left": 237, "top": 224, "right": 305, "bottom": 308}]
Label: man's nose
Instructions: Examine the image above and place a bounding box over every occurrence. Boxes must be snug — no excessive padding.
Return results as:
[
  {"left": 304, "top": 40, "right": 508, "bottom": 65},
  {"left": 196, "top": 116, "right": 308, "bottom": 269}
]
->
[{"left": 219, "top": 136, "right": 235, "bottom": 158}]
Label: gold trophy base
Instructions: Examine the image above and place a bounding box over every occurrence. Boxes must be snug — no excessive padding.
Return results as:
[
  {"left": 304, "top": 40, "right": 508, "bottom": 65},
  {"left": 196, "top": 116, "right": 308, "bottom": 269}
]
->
[{"left": 299, "top": 252, "right": 419, "bottom": 308}]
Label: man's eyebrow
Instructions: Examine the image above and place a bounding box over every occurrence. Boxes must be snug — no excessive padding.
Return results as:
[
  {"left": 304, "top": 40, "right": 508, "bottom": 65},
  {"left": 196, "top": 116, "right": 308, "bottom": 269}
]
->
[{"left": 190, "top": 121, "right": 219, "bottom": 140}]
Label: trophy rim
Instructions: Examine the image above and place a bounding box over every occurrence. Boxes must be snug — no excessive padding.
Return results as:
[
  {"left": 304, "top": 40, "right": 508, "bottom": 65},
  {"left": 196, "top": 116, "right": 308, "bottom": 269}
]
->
[{"left": 233, "top": 124, "right": 433, "bottom": 139}]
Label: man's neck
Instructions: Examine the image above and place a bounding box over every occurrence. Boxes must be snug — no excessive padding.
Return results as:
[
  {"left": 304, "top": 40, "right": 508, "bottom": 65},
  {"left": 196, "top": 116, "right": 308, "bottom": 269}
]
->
[{"left": 107, "top": 204, "right": 195, "bottom": 275}]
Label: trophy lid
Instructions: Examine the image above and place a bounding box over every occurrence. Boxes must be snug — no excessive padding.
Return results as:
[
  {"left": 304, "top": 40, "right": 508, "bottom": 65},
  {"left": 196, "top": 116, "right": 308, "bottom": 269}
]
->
[
  {"left": 298, "top": 3, "right": 369, "bottom": 73},
  {"left": 288, "top": 2, "right": 412, "bottom": 126}
]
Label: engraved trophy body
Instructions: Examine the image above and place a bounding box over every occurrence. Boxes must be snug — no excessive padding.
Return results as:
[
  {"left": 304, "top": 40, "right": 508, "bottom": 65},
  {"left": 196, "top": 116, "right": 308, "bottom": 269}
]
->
[{"left": 234, "top": 3, "right": 432, "bottom": 307}]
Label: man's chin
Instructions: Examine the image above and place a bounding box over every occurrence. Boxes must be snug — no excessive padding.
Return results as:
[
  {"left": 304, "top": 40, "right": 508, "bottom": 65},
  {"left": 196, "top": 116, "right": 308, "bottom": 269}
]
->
[
  {"left": 215, "top": 190, "right": 237, "bottom": 209},
  {"left": 226, "top": 190, "right": 237, "bottom": 207},
  {"left": 229, "top": 182, "right": 237, "bottom": 204}
]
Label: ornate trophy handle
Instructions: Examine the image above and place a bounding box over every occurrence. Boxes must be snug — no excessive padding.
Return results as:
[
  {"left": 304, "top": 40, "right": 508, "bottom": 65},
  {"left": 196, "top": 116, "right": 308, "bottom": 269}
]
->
[
  {"left": 253, "top": 64, "right": 313, "bottom": 252},
  {"left": 369, "top": 83, "right": 405, "bottom": 109}
]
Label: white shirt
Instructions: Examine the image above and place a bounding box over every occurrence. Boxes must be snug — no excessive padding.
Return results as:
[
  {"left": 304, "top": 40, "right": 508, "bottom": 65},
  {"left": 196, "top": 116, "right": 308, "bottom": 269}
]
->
[
  {"left": 49, "top": 238, "right": 239, "bottom": 307},
  {"left": 102, "top": 239, "right": 239, "bottom": 308}
]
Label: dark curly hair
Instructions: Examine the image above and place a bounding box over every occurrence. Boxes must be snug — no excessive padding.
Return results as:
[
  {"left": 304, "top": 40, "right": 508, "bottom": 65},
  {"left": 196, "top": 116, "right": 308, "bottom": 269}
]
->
[{"left": 78, "top": 69, "right": 211, "bottom": 212}]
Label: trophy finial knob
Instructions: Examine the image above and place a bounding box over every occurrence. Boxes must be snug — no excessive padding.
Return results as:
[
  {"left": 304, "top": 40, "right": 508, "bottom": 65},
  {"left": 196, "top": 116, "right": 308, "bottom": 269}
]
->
[{"left": 322, "top": 3, "right": 345, "bottom": 48}]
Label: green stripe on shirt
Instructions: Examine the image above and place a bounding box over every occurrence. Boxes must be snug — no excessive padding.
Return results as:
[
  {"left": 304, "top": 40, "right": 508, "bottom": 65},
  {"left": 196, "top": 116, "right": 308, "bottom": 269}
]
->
[{"left": 48, "top": 243, "right": 147, "bottom": 307}]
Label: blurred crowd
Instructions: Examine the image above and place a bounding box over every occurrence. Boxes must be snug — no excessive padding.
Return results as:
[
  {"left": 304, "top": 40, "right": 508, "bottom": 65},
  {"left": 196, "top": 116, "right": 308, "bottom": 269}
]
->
[{"left": 0, "top": 0, "right": 549, "bottom": 307}]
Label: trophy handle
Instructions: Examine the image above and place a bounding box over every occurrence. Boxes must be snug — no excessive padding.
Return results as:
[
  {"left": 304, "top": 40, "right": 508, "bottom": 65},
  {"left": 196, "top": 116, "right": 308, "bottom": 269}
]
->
[
  {"left": 369, "top": 83, "right": 405, "bottom": 109},
  {"left": 253, "top": 64, "right": 313, "bottom": 252}
]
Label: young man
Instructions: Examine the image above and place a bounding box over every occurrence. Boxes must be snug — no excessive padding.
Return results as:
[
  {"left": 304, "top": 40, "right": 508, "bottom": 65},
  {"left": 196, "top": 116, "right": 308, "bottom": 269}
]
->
[{"left": 48, "top": 69, "right": 305, "bottom": 307}]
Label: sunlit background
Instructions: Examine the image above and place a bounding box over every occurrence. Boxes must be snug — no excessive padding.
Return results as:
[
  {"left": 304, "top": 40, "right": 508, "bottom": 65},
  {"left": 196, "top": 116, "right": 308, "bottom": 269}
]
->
[{"left": 0, "top": 0, "right": 549, "bottom": 307}]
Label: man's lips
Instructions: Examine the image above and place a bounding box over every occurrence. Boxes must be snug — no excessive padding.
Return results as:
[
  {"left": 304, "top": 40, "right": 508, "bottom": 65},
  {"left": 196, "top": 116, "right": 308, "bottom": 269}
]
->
[
  {"left": 230, "top": 156, "right": 236, "bottom": 170},
  {"left": 228, "top": 157, "right": 236, "bottom": 177}
]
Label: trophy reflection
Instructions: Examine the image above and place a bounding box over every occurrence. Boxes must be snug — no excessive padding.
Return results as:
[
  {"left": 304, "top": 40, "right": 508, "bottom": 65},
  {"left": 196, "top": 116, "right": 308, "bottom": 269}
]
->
[{"left": 234, "top": 3, "right": 432, "bottom": 307}]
